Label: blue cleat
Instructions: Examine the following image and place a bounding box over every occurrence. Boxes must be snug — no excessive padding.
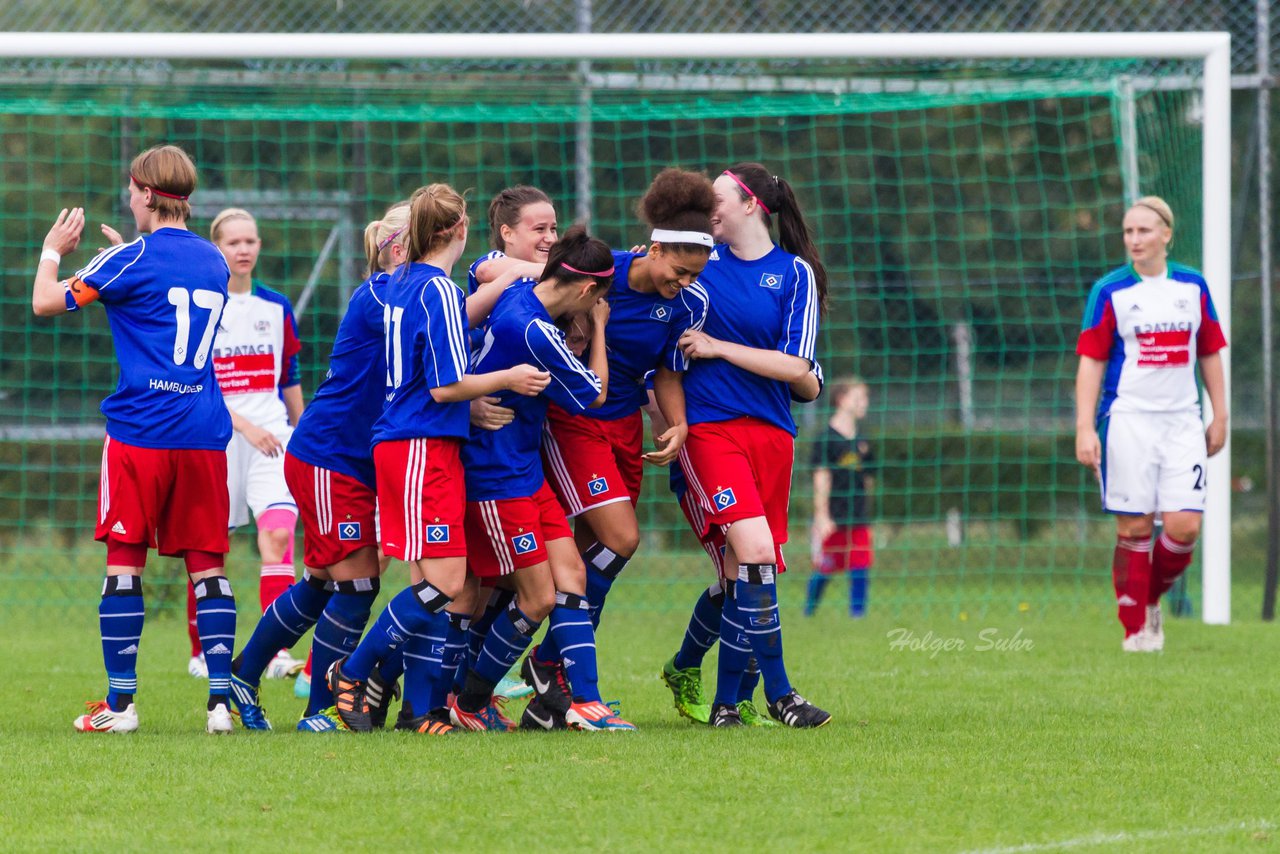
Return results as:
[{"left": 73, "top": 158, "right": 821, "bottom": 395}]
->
[
  {"left": 294, "top": 671, "right": 311, "bottom": 700},
  {"left": 229, "top": 673, "right": 272, "bottom": 731},
  {"left": 296, "top": 707, "right": 344, "bottom": 732}
]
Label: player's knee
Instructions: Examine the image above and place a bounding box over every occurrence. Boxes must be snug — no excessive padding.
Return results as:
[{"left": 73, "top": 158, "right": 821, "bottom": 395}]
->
[
  {"left": 519, "top": 590, "right": 555, "bottom": 623},
  {"left": 600, "top": 527, "right": 640, "bottom": 558},
  {"left": 1115, "top": 517, "right": 1154, "bottom": 540},
  {"left": 1164, "top": 516, "right": 1202, "bottom": 544}
]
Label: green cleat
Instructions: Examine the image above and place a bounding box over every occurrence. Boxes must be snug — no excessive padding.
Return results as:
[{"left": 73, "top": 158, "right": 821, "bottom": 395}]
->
[
  {"left": 736, "top": 700, "right": 779, "bottom": 727},
  {"left": 661, "top": 655, "right": 711, "bottom": 724}
]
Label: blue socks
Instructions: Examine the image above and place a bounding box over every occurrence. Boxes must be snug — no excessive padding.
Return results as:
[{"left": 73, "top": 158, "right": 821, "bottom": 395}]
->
[
  {"left": 582, "top": 542, "right": 629, "bottom": 628},
  {"left": 308, "top": 578, "right": 379, "bottom": 715},
  {"left": 435, "top": 613, "right": 470, "bottom": 711},
  {"left": 805, "top": 573, "right": 830, "bottom": 616},
  {"left": 345, "top": 580, "right": 450, "bottom": 683},
  {"left": 674, "top": 582, "right": 724, "bottom": 671},
  {"left": 458, "top": 588, "right": 514, "bottom": 692},
  {"left": 401, "top": 608, "right": 448, "bottom": 715},
  {"left": 235, "top": 572, "right": 333, "bottom": 686},
  {"left": 734, "top": 563, "right": 791, "bottom": 702},
  {"left": 738, "top": 658, "right": 762, "bottom": 703},
  {"left": 548, "top": 592, "right": 599, "bottom": 702},
  {"left": 850, "top": 569, "right": 868, "bottom": 616},
  {"left": 472, "top": 598, "right": 540, "bottom": 687},
  {"left": 192, "top": 576, "right": 237, "bottom": 700},
  {"left": 100, "top": 575, "right": 144, "bottom": 711},
  {"left": 715, "top": 581, "right": 752, "bottom": 706}
]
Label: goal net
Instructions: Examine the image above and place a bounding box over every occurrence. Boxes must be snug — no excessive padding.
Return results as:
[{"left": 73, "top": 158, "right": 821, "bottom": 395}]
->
[{"left": 0, "top": 37, "right": 1229, "bottom": 620}]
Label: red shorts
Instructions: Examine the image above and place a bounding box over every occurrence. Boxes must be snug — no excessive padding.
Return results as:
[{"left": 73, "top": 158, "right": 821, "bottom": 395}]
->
[
  {"left": 816, "top": 525, "right": 874, "bottom": 574},
  {"left": 465, "top": 481, "right": 573, "bottom": 578},
  {"left": 284, "top": 451, "right": 378, "bottom": 569},
  {"left": 95, "top": 436, "right": 229, "bottom": 557},
  {"left": 542, "top": 405, "right": 643, "bottom": 517},
  {"left": 373, "top": 438, "right": 466, "bottom": 561},
  {"left": 679, "top": 490, "right": 726, "bottom": 578},
  {"left": 680, "top": 417, "right": 795, "bottom": 544}
]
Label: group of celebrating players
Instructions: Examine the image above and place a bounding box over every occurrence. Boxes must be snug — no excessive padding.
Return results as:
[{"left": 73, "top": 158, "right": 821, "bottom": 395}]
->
[
  {"left": 36, "top": 137, "right": 1227, "bottom": 736},
  {"left": 39, "top": 144, "right": 832, "bottom": 735}
]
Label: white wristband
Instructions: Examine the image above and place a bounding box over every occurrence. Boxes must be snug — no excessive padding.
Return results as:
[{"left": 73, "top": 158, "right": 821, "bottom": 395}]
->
[{"left": 40, "top": 248, "right": 61, "bottom": 266}]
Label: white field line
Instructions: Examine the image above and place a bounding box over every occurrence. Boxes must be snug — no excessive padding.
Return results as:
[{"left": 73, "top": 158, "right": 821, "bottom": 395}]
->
[{"left": 959, "top": 819, "right": 1275, "bottom": 854}]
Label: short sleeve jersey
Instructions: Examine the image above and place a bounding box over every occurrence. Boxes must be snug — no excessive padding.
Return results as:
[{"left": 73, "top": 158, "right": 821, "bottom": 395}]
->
[
  {"left": 467, "top": 250, "right": 507, "bottom": 295},
  {"left": 211, "top": 282, "right": 301, "bottom": 430},
  {"left": 1076, "top": 262, "right": 1227, "bottom": 420},
  {"left": 286, "top": 273, "right": 389, "bottom": 489},
  {"left": 809, "top": 426, "right": 875, "bottom": 525},
  {"left": 371, "top": 263, "right": 473, "bottom": 445},
  {"left": 590, "top": 250, "right": 709, "bottom": 421},
  {"left": 67, "top": 228, "right": 233, "bottom": 450},
  {"left": 683, "top": 244, "right": 820, "bottom": 435},
  {"left": 463, "top": 285, "right": 602, "bottom": 501}
]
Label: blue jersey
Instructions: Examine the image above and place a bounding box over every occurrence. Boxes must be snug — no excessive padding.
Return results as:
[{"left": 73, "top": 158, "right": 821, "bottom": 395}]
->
[
  {"left": 683, "top": 244, "right": 819, "bottom": 436},
  {"left": 590, "top": 250, "right": 708, "bottom": 421},
  {"left": 371, "top": 263, "right": 472, "bottom": 445},
  {"left": 467, "top": 250, "right": 506, "bottom": 295},
  {"left": 287, "top": 273, "right": 390, "bottom": 488},
  {"left": 69, "top": 228, "right": 232, "bottom": 450},
  {"left": 463, "top": 286, "right": 602, "bottom": 501}
]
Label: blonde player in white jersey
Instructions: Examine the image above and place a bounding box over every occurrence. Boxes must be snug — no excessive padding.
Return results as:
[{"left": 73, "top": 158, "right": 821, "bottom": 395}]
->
[
  {"left": 183, "top": 208, "right": 307, "bottom": 679},
  {"left": 1074, "top": 196, "right": 1227, "bottom": 652}
]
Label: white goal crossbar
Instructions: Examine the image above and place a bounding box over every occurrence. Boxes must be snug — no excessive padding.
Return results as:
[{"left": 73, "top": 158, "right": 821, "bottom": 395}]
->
[{"left": 0, "top": 31, "right": 1234, "bottom": 623}]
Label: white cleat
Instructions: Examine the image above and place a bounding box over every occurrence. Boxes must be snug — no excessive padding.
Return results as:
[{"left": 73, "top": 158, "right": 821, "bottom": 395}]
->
[
  {"left": 265, "top": 650, "right": 305, "bottom": 680},
  {"left": 1142, "top": 604, "right": 1165, "bottom": 651},
  {"left": 1122, "top": 632, "right": 1156, "bottom": 653},
  {"left": 188, "top": 654, "right": 208, "bottom": 678},
  {"left": 74, "top": 700, "right": 139, "bottom": 733},
  {"left": 207, "top": 702, "right": 235, "bottom": 734}
]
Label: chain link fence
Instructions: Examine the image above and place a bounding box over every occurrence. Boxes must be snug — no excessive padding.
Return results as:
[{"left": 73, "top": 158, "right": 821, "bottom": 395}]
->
[{"left": 0, "top": 1, "right": 1271, "bottom": 74}]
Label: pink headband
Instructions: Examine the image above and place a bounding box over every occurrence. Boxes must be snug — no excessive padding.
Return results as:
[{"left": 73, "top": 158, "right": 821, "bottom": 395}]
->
[
  {"left": 377, "top": 226, "right": 404, "bottom": 250},
  {"left": 561, "top": 261, "right": 615, "bottom": 278},
  {"left": 723, "top": 170, "right": 771, "bottom": 215}
]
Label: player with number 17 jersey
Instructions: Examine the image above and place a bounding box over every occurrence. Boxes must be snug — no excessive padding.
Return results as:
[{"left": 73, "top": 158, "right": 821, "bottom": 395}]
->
[
  {"left": 69, "top": 230, "right": 234, "bottom": 557},
  {"left": 71, "top": 232, "right": 233, "bottom": 452}
]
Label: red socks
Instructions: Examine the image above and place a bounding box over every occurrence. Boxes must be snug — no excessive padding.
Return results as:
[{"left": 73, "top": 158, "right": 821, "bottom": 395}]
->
[
  {"left": 259, "top": 563, "right": 296, "bottom": 612},
  {"left": 186, "top": 579, "right": 201, "bottom": 657},
  {"left": 1150, "top": 532, "right": 1196, "bottom": 603},
  {"left": 1112, "top": 536, "right": 1152, "bottom": 637}
]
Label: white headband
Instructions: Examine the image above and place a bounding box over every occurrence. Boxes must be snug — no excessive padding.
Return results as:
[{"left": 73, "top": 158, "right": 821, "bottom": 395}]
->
[{"left": 650, "top": 228, "right": 714, "bottom": 248}]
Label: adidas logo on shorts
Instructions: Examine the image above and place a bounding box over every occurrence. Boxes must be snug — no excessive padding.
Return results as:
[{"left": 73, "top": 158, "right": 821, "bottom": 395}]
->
[{"left": 111, "top": 521, "right": 127, "bottom": 535}]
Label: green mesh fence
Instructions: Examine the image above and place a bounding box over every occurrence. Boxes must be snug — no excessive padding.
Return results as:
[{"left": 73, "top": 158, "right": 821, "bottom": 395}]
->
[{"left": 0, "top": 60, "right": 1205, "bottom": 618}]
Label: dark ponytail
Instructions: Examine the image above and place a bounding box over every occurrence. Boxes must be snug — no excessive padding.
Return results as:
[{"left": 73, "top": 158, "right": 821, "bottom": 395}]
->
[
  {"left": 542, "top": 223, "right": 614, "bottom": 291},
  {"left": 724, "top": 161, "right": 829, "bottom": 315}
]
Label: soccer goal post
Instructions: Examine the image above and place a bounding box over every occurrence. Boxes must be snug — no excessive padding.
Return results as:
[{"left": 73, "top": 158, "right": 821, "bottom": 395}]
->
[{"left": 0, "top": 32, "right": 1232, "bottom": 623}]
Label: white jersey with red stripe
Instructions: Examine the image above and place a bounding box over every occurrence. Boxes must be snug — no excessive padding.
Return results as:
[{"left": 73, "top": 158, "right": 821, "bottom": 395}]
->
[
  {"left": 212, "top": 282, "right": 302, "bottom": 430},
  {"left": 1075, "top": 262, "right": 1226, "bottom": 420}
]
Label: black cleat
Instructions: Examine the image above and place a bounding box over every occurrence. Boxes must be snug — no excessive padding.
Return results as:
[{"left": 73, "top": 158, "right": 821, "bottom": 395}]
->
[
  {"left": 327, "top": 658, "right": 372, "bottom": 732},
  {"left": 520, "top": 651, "right": 572, "bottom": 715},
  {"left": 395, "top": 702, "right": 455, "bottom": 735},
  {"left": 709, "top": 703, "right": 744, "bottom": 727},
  {"left": 767, "top": 691, "right": 832, "bottom": 729},
  {"left": 520, "top": 695, "right": 567, "bottom": 731},
  {"left": 365, "top": 664, "right": 402, "bottom": 730}
]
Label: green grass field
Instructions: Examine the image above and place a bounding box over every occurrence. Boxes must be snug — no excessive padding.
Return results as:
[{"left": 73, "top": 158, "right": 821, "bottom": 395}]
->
[{"left": 4, "top": 582, "right": 1279, "bottom": 852}]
